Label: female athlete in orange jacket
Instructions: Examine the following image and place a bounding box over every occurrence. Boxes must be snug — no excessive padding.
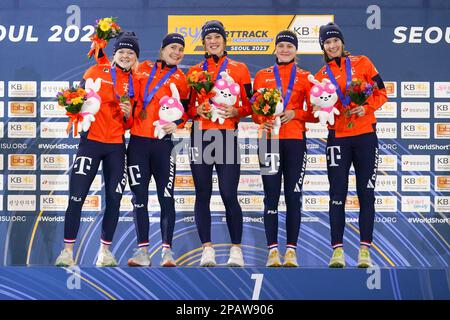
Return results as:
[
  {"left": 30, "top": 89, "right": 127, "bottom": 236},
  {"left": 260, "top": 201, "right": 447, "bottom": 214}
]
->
[
  {"left": 252, "top": 30, "right": 316, "bottom": 267},
  {"left": 315, "top": 22, "right": 387, "bottom": 268},
  {"left": 187, "top": 20, "right": 253, "bottom": 267},
  {"left": 56, "top": 32, "right": 141, "bottom": 267},
  {"left": 126, "top": 33, "right": 189, "bottom": 268}
]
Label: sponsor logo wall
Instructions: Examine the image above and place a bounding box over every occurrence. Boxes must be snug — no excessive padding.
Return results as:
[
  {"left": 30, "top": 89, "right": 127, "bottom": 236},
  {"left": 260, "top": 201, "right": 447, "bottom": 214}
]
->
[{"left": 0, "top": 1, "right": 448, "bottom": 267}]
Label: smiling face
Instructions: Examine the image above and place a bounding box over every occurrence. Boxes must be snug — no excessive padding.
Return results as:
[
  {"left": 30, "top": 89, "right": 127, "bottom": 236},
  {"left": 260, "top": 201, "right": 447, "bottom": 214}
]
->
[
  {"left": 113, "top": 48, "right": 137, "bottom": 70},
  {"left": 323, "top": 37, "right": 344, "bottom": 59},
  {"left": 275, "top": 41, "right": 297, "bottom": 63},
  {"left": 161, "top": 43, "right": 184, "bottom": 65},
  {"left": 204, "top": 33, "right": 226, "bottom": 56}
]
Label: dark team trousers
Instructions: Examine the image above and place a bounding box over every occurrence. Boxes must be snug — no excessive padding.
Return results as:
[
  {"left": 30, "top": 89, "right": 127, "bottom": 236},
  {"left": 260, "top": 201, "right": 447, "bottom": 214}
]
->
[
  {"left": 127, "top": 135, "right": 176, "bottom": 247},
  {"left": 190, "top": 129, "right": 242, "bottom": 245},
  {"left": 258, "top": 138, "right": 307, "bottom": 248},
  {"left": 64, "top": 135, "right": 127, "bottom": 245},
  {"left": 326, "top": 130, "right": 379, "bottom": 248}
]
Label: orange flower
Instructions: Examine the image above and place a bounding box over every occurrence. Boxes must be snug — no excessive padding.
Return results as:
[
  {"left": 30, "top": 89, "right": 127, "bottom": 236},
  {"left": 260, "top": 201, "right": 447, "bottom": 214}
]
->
[
  {"left": 189, "top": 73, "right": 199, "bottom": 82},
  {"left": 77, "top": 88, "right": 86, "bottom": 96},
  {"left": 262, "top": 104, "right": 270, "bottom": 114},
  {"left": 197, "top": 72, "right": 206, "bottom": 81}
]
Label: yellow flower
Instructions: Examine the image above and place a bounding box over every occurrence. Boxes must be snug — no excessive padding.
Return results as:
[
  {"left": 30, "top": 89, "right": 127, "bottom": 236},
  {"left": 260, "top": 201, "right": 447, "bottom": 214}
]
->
[
  {"left": 264, "top": 92, "right": 271, "bottom": 100},
  {"left": 71, "top": 97, "right": 83, "bottom": 105},
  {"left": 104, "top": 17, "right": 113, "bottom": 24},
  {"left": 99, "top": 20, "right": 111, "bottom": 32}
]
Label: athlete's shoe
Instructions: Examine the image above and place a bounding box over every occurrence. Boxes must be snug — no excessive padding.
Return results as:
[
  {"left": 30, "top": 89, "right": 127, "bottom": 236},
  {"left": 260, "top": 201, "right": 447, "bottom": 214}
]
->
[
  {"left": 96, "top": 247, "right": 118, "bottom": 267},
  {"left": 199, "top": 246, "right": 216, "bottom": 267},
  {"left": 357, "top": 247, "right": 373, "bottom": 268},
  {"left": 266, "top": 248, "right": 282, "bottom": 267},
  {"left": 227, "top": 246, "right": 245, "bottom": 267},
  {"left": 55, "top": 249, "right": 75, "bottom": 267},
  {"left": 161, "top": 249, "right": 176, "bottom": 267},
  {"left": 328, "top": 247, "right": 346, "bottom": 268},
  {"left": 128, "top": 247, "right": 151, "bottom": 267},
  {"left": 283, "top": 248, "right": 299, "bottom": 267}
]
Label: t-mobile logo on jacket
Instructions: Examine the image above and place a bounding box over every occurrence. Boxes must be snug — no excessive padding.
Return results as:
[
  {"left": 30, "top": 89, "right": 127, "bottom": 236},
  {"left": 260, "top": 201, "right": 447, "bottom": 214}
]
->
[
  {"left": 327, "top": 146, "right": 341, "bottom": 167},
  {"left": 73, "top": 156, "right": 93, "bottom": 175}
]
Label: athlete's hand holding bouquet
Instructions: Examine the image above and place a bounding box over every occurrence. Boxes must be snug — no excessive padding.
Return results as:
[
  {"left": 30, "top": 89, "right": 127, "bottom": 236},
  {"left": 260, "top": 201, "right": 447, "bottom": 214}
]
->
[
  {"left": 251, "top": 88, "right": 284, "bottom": 136},
  {"left": 187, "top": 70, "right": 215, "bottom": 119},
  {"left": 344, "top": 79, "right": 377, "bottom": 128},
  {"left": 87, "top": 17, "right": 121, "bottom": 61}
]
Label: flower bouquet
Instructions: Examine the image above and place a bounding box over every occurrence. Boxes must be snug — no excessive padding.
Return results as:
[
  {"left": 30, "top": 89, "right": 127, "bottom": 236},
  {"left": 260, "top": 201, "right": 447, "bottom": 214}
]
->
[
  {"left": 251, "top": 88, "right": 284, "bottom": 136},
  {"left": 187, "top": 70, "right": 215, "bottom": 119},
  {"left": 87, "top": 17, "right": 121, "bottom": 61},
  {"left": 57, "top": 86, "right": 88, "bottom": 136},
  {"left": 344, "top": 79, "right": 377, "bottom": 128}
]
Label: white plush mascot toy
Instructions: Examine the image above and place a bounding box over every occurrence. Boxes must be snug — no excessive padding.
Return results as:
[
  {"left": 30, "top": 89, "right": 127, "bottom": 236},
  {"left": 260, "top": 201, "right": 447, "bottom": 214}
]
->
[
  {"left": 308, "top": 74, "right": 340, "bottom": 126},
  {"left": 154, "top": 83, "right": 184, "bottom": 139},
  {"left": 271, "top": 94, "right": 284, "bottom": 136},
  {"left": 209, "top": 71, "right": 240, "bottom": 124},
  {"left": 78, "top": 78, "right": 102, "bottom": 133}
]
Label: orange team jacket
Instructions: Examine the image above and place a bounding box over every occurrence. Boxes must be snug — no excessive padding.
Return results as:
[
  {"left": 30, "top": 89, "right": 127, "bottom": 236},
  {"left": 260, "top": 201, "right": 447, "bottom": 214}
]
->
[
  {"left": 187, "top": 55, "right": 252, "bottom": 130},
  {"left": 252, "top": 61, "right": 317, "bottom": 139},
  {"left": 82, "top": 61, "right": 140, "bottom": 143},
  {"left": 315, "top": 55, "right": 388, "bottom": 138},
  {"left": 129, "top": 60, "right": 189, "bottom": 139}
]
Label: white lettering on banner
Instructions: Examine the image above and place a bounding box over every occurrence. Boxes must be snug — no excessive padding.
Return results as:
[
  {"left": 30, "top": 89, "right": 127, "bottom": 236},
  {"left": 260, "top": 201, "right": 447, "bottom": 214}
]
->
[
  {"left": 0, "top": 25, "right": 38, "bottom": 42},
  {"left": 393, "top": 26, "right": 450, "bottom": 44}
]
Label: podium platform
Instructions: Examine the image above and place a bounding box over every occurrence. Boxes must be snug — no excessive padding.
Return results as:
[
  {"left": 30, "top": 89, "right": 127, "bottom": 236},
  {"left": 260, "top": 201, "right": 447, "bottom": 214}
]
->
[{"left": 0, "top": 267, "right": 448, "bottom": 300}]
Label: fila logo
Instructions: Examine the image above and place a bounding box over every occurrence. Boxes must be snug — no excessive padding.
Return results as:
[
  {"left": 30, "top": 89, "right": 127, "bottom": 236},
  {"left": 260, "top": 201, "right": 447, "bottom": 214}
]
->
[
  {"left": 73, "top": 156, "right": 93, "bottom": 175},
  {"left": 332, "top": 200, "right": 343, "bottom": 205},
  {"left": 134, "top": 203, "right": 145, "bottom": 209},
  {"left": 267, "top": 210, "right": 278, "bottom": 214},
  {"left": 128, "top": 165, "right": 141, "bottom": 186},
  {"left": 327, "top": 146, "right": 341, "bottom": 167},
  {"left": 70, "top": 196, "right": 82, "bottom": 202}
]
